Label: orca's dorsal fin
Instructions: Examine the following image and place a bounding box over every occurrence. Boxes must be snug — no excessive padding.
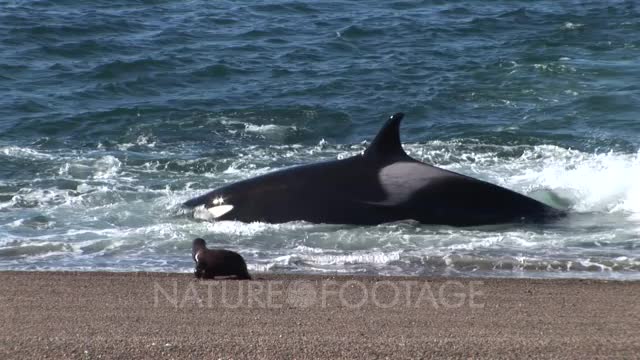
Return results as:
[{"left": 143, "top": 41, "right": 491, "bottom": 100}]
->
[{"left": 364, "top": 113, "right": 408, "bottom": 159}]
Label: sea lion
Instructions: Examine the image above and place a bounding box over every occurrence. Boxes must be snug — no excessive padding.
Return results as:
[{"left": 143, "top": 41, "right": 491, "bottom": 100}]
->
[{"left": 191, "top": 238, "right": 251, "bottom": 280}]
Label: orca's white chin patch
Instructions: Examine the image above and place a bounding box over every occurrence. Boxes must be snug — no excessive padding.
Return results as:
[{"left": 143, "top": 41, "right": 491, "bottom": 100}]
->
[
  {"left": 208, "top": 204, "right": 234, "bottom": 218},
  {"left": 193, "top": 204, "right": 234, "bottom": 221}
]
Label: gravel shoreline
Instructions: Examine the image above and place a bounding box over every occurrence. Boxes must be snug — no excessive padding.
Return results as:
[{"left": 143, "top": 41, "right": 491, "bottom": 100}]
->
[{"left": 2, "top": 271, "right": 639, "bottom": 359}]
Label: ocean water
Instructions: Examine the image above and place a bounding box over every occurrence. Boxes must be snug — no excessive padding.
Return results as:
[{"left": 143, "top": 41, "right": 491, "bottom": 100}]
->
[{"left": 1, "top": 0, "right": 639, "bottom": 279}]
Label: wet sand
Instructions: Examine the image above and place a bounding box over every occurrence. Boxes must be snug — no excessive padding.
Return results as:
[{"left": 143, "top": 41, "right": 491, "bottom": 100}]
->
[{"left": 1, "top": 271, "right": 639, "bottom": 359}]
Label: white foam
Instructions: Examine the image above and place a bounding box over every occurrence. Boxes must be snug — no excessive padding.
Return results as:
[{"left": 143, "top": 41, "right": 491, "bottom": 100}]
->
[
  {"left": 563, "top": 22, "right": 584, "bottom": 30},
  {"left": 244, "top": 124, "right": 291, "bottom": 134},
  {"left": 0, "top": 146, "right": 54, "bottom": 160},
  {"left": 203, "top": 220, "right": 310, "bottom": 236},
  {"left": 219, "top": 118, "right": 297, "bottom": 138},
  {"left": 4, "top": 188, "right": 74, "bottom": 208},
  {"left": 93, "top": 156, "right": 122, "bottom": 179},
  {"left": 514, "top": 148, "right": 640, "bottom": 214},
  {"left": 116, "top": 135, "right": 156, "bottom": 151},
  {"left": 300, "top": 251, "right": 401, "bottom": 266}
]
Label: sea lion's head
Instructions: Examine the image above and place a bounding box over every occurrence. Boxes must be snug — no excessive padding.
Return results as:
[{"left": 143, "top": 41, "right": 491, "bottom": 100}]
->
[{"left": 192, "top": 238, "right": 207, "bottom": 261}]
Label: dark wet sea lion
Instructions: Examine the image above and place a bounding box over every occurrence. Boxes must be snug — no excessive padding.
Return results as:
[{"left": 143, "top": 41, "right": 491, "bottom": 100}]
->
[{"left": 192, "top": 238, "right": 251, "bottom": 280}]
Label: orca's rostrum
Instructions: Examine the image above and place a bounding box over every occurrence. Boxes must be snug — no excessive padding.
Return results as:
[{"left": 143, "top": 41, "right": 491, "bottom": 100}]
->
[{"left": 184, "top": 113, "right": 564, "bottom": 226}]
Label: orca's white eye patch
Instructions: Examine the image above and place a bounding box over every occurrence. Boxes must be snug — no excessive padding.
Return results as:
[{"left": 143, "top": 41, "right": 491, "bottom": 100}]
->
[
  {"left": 208, "top": 204, "right": 234, "bottom": 218},
  {"left": 211, "top": 197, "right": 225, "bottom": 206}
]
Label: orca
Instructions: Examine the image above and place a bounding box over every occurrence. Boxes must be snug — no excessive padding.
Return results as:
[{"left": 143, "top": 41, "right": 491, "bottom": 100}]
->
[{"left": 184, "top": 113, "right": 565, "bottom": 226}]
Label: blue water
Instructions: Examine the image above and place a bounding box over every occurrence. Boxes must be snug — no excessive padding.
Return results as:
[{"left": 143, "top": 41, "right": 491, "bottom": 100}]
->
[{"left": 1, "top": 0, "right": 639, "bottom": 279}]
